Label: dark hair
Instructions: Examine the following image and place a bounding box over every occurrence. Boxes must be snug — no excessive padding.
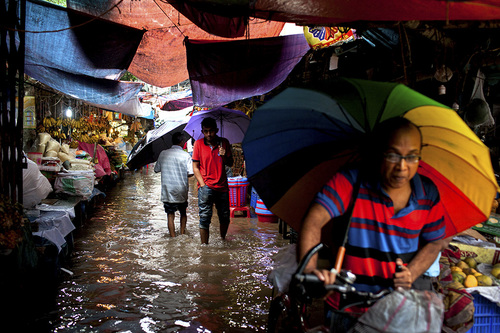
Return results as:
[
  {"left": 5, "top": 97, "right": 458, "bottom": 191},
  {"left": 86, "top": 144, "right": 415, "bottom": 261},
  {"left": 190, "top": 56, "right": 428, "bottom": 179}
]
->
[
  {"left": 201, "top": 117, "right": 217, "bottom": 129},
  {"left": 172, "top": 132, "right": 185, "bottom": 145}
]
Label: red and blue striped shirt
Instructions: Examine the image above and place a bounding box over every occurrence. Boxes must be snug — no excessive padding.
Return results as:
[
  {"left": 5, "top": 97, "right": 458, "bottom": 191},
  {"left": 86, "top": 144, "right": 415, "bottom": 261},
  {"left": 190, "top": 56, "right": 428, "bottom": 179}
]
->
[{"left": 315, "top": 168, "right": 446, "bottom": 311}]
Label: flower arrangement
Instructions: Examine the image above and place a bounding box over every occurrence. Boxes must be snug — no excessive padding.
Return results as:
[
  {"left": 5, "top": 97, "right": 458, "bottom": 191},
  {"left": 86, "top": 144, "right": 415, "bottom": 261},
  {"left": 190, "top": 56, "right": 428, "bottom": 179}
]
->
[{"left": 0, "top": 195, "right": 26, "bottom": 249}]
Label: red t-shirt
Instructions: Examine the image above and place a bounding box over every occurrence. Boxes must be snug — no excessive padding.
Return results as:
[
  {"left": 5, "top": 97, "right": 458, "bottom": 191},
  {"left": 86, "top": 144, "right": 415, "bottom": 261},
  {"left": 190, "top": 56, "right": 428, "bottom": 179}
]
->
[{"left": 192, "top": 137, "right": 232, "bottom": 192}]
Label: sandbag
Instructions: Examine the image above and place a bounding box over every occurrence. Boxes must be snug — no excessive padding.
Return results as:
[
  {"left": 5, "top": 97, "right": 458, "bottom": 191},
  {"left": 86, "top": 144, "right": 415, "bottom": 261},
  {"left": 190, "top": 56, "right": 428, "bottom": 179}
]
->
[
  {"left": 23, "top": 157, "right": 52, "bottom": 208},
  {"left": 45, "top": 139, "right": 61, "bottom": 155},
  {"left": 61, "top": 143, "right": 70, "bottom": 154},
  {"left": 37, "top": 132, "right": 51, "bottom": 145}
]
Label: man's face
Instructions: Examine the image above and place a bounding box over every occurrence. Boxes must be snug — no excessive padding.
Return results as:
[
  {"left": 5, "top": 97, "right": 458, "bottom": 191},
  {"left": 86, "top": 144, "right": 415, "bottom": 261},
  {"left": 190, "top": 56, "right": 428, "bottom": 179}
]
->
[
  {"left": 380, "top": 125, "right": 421, "bottom": 192},
  {"left": 201, "top": 126, "right": 218, "bottom": 144}
]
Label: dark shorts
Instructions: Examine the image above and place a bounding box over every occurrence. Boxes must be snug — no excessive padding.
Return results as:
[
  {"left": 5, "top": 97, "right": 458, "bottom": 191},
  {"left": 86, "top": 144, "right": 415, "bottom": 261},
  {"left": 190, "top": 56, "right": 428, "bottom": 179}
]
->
[{"left": 163, "top": 201, "right": 188, "bottom": 215}]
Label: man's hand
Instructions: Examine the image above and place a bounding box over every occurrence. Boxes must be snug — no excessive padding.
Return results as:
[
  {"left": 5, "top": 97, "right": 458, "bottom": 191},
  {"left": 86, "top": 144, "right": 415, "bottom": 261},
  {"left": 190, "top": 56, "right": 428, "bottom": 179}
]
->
[
  {"left": 393, "top": 258, "right": 412, "bottom": 289},
  {"left": 305, "top": 268, "right": 337, "bottom": 299},
  {"left": 219, "top": 146, "right": 226, "bottom": 156}
]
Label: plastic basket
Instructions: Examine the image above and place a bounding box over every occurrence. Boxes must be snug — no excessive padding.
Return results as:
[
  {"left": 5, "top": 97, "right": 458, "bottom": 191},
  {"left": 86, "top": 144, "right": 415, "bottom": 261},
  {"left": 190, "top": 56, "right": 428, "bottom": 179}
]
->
[
  {"left": 229, "top": 184, "right": 248, "bottom": 207},
  {"left": 467, "top": 293, "right": 500, "bottom": 333}
]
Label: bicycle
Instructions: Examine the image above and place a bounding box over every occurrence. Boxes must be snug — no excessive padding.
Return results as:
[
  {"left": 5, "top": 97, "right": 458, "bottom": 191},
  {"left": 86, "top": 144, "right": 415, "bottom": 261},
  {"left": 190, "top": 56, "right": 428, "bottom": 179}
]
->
[{"left": 267, "top": 243, "right": 392, "bottom": 333}]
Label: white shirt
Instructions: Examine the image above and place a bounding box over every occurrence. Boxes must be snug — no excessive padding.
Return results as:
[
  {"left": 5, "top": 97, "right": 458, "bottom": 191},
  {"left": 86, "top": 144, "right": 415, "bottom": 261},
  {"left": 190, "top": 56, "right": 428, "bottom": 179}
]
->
[{"left": 154, "top": 145, "right": 193, "bottom": 203}]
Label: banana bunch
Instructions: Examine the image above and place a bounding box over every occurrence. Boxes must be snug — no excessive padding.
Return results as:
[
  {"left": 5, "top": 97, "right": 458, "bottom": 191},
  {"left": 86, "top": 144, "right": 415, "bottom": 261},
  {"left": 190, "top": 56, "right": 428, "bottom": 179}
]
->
[
  {"left": 61, "top": 118, "right": 77, "bottom": 127},
  {"left": 43, "top": 116, "right": 57, "bottom": 127},
  {"left": 129, "top": 120, "right": 142, "bottom": 132}
]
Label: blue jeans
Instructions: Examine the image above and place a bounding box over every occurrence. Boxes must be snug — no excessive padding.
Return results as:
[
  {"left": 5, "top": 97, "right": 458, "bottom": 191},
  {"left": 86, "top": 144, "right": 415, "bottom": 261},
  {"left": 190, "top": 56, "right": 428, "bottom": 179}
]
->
[{"left": 198, "top": 186, "right": 230, "bottom": 229}]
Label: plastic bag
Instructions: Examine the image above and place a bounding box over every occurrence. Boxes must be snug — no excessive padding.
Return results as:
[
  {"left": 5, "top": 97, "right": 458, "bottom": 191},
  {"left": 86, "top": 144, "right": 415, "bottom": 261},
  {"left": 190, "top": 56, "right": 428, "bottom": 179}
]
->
[
  {"left": 267, "top": 244, "right": 298, "bottom": 294},
  {"left": 54, "top": 170, "right": 94, "bottom": 200},
  {"left": 349, "top": 288, "right": 444, "bottom": 333},
  {"left": 23, "top": 157, "right": 53, "bottom": 208}
]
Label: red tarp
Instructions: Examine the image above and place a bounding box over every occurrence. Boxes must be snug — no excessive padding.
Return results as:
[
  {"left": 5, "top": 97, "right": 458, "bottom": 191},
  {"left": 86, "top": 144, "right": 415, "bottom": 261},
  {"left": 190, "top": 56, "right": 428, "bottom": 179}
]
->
[{"left": 67, "top": 0, "right": 285, "bottom": 88}]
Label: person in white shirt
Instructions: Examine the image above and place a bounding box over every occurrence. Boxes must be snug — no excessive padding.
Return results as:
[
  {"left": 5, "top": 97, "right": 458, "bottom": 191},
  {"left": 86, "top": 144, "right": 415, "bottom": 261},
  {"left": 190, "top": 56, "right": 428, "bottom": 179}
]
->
[{"left": 154, "top": 132, "right": 194, "bottom": 237}]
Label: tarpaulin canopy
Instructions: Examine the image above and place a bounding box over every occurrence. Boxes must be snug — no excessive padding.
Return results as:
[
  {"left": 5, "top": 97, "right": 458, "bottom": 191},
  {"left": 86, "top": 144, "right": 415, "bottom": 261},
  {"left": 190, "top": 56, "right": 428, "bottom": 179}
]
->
[
  {"left": 24, "top": 63, "right": 145, "bottom": 116},
  {"left": 19, "top": 0, "right": 146, "bottom": 116},
  {"left": 186, "top": 34, "right": 310, "bottom": 108},
  {"left": 66, "top": 0, "right": 285, "bottom": 88},
  {"left": 169, "top": 0, "right": 500, "bottom": 26}
]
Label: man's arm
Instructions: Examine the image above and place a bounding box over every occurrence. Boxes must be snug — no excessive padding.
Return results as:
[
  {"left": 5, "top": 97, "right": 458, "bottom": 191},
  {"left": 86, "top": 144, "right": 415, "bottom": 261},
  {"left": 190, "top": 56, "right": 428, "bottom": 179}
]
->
[
  {"left": 298, "top": 203, "right": 337, "bottom": 284},
  {"left": 394, "top": 238, "right": 447, "bottom": 289},
  {"left": 192, "top": 160, "right": 205, "bottom": 187},
  {"left": 219, "top": 140, "right": 233, "bottom": 167}
]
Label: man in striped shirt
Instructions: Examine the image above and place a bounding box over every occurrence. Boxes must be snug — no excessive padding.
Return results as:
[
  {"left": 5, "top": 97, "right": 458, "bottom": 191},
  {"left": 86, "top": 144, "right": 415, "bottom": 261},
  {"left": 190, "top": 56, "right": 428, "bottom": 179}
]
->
[{"left": 298, "top": 117, "right": 447, "bottom": 329}]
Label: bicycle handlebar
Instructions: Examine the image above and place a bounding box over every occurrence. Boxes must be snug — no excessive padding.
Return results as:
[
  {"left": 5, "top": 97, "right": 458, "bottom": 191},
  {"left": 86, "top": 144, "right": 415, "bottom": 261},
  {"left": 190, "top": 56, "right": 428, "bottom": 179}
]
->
[{"left": 291, "top": 243, "right": 393, "bottom": 307}]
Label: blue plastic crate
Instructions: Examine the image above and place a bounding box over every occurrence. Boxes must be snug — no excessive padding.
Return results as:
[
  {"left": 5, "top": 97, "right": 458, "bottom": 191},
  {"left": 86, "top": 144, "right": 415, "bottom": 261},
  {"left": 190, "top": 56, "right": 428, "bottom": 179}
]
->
[{"left": 467, "top": 293, "right": 500, "bottom": 333}]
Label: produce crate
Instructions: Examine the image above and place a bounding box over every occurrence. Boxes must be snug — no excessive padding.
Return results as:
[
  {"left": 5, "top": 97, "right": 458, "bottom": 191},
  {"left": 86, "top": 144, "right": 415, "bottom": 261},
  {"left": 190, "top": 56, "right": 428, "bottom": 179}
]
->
[
  {"left": 467, "top": 294, "right": 500, "bottom": 333},
  {"left": 449, "top": 242, "right": 500, "bottom": 265},
  {"left": 473, "top": 213, "right": 500, "bottom": 238}
]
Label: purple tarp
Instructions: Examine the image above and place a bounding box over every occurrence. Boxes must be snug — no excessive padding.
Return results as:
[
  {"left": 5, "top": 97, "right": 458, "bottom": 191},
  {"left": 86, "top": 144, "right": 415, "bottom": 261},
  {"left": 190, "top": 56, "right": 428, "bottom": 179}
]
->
[{"left": 186, "top": 34, "right": 310, "bottom": 108}]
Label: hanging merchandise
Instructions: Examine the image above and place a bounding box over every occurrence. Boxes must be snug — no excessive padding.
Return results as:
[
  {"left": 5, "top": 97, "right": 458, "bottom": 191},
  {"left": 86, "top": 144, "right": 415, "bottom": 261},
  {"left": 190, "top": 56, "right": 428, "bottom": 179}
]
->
[
  {"left": 464, "top": 69, "right": 494, "bottom": 128},
  {"left": 304, "top": 26, "right": 356, "bottom": 50},
  {"left": 23, "top": 96, "right": 36, "bottom": 129}
]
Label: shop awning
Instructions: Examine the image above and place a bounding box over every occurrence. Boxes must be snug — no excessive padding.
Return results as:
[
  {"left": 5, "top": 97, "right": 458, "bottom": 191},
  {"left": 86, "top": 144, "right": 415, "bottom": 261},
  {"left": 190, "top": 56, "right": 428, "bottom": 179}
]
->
[
  {"left": 186, "top": 34, "right": 310, "bottom": 108},
  {"left": 164, "top": 0, "right": 500, "bottom": 26},
  {"left": 66, "top": 0, "right": 285, "bottom": 88},
  {"left": 19, "top": 0, "right": 147, "bottom": 116}
]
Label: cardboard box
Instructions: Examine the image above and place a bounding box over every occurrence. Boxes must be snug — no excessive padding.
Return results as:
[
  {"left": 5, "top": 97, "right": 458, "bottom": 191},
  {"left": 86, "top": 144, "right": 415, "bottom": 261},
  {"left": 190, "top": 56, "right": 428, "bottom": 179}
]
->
[{"left": 450, "top": 242, "right": 500, "bottom": 265}]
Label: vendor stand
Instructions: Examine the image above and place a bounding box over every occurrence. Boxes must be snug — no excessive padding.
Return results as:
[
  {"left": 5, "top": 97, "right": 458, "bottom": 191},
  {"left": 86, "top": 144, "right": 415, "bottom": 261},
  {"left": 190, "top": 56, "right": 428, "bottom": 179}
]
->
[{"left": 439, "top": 211, "right": 500, "bottom": 333}]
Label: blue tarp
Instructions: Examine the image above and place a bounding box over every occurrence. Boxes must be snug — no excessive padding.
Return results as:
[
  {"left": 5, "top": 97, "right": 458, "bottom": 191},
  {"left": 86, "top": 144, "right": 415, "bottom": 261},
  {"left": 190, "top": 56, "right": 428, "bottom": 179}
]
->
[{"left": 13, "top": 0, "right": 146, "bottom": 114}]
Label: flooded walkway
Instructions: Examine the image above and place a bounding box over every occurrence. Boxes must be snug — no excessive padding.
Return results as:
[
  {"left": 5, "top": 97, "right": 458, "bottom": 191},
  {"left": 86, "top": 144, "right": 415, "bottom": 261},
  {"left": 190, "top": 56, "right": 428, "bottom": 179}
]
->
[{"left": 49, "top": 169, "right": 290, "bottom": 332}]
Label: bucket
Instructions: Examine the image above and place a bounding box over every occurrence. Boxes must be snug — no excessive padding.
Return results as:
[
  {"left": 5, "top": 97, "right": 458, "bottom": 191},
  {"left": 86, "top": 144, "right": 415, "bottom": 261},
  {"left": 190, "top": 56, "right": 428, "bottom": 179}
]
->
[{"left": 255, "top": 199, "right": 278, "bottom": 223}]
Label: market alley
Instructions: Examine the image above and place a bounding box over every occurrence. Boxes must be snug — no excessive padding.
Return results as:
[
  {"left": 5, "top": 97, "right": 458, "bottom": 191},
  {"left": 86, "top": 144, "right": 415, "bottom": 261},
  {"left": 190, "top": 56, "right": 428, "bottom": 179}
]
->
[{"left": 29, "top": 168, "right": 289, "bottom": 332}]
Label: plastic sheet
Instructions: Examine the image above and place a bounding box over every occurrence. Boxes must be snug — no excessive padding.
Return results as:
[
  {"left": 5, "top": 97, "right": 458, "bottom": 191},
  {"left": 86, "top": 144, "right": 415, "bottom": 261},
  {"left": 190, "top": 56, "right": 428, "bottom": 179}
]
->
[{"left": 350, "top": 288, "right": 444, "bottom": 333}]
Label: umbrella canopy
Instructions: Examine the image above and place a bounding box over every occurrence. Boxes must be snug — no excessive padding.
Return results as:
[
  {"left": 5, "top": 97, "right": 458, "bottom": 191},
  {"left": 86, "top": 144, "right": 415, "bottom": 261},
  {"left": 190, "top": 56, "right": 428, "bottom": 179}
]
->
[
  {"left": 184, "top": 107, "right": 250, "bottom": 144},
  {"left": 242, "top": 78, "right": 498, "bottom": 238},
  {"left": 127, "top": 121, "right": 188, "bottom": 170}
]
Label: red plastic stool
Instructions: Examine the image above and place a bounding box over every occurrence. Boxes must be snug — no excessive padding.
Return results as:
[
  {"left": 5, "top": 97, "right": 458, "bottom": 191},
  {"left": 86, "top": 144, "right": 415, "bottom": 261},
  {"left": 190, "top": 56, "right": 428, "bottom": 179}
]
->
[{"left": 230, "top": 206, "right": 250, "bottom": 218}]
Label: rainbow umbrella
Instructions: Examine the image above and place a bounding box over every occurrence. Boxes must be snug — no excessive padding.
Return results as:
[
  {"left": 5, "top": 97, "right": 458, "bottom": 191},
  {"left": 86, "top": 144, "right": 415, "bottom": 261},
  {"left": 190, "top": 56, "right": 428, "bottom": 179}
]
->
[{"left": 242, "top": 78, "right": 498, "bottom": 238}]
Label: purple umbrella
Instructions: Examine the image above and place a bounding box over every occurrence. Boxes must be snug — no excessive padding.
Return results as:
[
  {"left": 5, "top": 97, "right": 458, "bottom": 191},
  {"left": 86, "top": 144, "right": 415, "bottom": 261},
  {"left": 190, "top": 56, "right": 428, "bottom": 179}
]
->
[{"left": 184, "top": 107, "right": 250, "bottom": 144}]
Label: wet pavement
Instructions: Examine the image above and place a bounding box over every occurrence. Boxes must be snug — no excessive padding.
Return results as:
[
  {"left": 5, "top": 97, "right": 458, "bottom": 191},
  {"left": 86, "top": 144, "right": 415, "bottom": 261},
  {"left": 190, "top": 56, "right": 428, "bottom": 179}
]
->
[{"left": 23, "top": 169, "right": 291, "bottom": 332}]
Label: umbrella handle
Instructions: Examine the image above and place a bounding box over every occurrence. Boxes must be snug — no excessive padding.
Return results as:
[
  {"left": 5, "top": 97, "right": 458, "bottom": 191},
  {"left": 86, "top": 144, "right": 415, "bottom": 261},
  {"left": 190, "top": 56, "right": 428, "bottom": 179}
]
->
[{"left": 334, "top": 246, "right": 346, "bottom": 272}]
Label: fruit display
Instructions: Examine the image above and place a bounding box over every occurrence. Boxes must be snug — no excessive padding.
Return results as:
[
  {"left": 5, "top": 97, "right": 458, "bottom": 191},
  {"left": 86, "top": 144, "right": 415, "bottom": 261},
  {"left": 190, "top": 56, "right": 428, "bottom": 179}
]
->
[
  {"left": 37, "top": 116, "right": 113, "bottom": 146},
  {"left": 449, "top": 256, "right": 498, "bottom": 288}
]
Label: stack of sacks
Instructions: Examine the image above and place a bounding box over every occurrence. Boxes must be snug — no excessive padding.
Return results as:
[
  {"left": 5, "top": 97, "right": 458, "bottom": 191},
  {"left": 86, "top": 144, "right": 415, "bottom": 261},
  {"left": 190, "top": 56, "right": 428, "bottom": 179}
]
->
[
  {"left": 36, "top": 133, "right": 51, "bottom": 154},
  {"left": 37, "top": 133, "right": 76, "bottom": 163},
  {"left": 68, "top": 158, "right": 92, "bottom": 171}
]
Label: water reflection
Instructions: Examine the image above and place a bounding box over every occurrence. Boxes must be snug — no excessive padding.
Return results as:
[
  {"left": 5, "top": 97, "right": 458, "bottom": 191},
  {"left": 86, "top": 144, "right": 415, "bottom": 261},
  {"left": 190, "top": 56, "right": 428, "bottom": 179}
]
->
[{"left": 51, "top": 169, "right": 289, "bottom": 332}]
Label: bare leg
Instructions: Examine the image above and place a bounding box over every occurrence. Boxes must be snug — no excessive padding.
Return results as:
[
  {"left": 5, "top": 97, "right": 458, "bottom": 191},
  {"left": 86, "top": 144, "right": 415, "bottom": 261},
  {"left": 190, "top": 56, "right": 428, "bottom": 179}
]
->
[
  {"left": 180, "top": 214, "right": 187, "bottom": 235},
  {"left": 200, "top": 228, "right": 209, "bottom": 244},
  {"left": 167, "top": 213, "right": 176, "bottom": 237},
  {"left": 220, "top": 223, "right": 229, "bottom": 240}
]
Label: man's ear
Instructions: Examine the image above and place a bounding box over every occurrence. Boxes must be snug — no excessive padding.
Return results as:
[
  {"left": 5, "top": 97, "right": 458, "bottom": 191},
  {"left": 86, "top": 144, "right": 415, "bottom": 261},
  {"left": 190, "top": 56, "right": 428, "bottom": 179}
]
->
[{"left": 215, "top": 128, "right": 219, "bottom": 134}]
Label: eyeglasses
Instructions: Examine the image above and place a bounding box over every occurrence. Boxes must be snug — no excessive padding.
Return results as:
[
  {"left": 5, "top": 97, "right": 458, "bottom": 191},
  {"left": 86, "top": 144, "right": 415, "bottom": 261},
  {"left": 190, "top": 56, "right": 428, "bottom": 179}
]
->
[{"left": 384, "top": 153, "right": 421, "bottom": 164}]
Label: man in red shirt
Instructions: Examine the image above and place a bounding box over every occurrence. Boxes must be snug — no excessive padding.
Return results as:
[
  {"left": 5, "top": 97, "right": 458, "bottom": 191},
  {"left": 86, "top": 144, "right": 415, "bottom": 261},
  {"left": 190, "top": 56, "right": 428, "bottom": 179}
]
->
[{"left": 192, "top": 117, "right": 234, "bottom": 244}]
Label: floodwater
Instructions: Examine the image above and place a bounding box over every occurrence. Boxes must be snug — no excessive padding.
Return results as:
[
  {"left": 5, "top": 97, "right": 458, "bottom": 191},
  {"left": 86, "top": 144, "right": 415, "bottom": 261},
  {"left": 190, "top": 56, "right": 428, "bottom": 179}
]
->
[{"left": 48, "top": 169, "right": 290, "bottom": 332}]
